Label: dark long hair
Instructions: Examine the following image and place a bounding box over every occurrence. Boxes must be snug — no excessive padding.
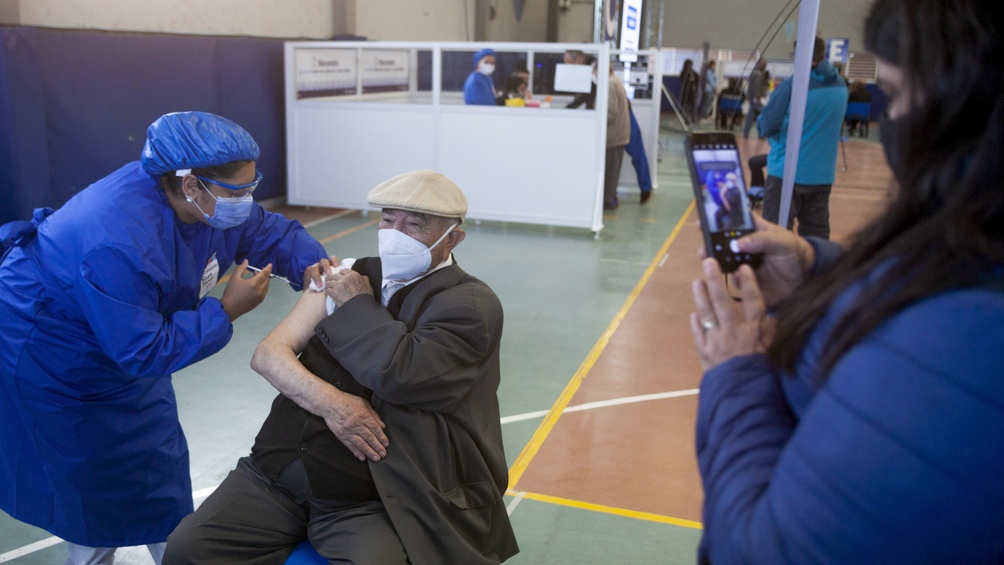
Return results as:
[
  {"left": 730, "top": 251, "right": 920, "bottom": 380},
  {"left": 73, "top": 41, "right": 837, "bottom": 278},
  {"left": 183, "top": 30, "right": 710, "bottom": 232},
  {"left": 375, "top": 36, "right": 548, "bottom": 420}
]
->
[{"left": 767, "top": 0, "right": 1004, "bottom": 377}]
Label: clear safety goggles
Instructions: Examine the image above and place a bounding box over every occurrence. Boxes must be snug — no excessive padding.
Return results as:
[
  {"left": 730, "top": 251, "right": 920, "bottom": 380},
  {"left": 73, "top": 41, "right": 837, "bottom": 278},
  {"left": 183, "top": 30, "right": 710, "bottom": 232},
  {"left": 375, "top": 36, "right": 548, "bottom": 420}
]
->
[{"left": 177, "top": 169, "right": 263, "bottom": 197}]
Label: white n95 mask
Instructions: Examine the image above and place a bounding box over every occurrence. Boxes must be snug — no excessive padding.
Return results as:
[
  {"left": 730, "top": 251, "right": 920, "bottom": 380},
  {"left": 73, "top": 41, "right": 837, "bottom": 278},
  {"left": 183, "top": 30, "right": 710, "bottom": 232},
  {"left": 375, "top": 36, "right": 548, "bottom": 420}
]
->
[
  {"left": 479, "top": 63, "right": 495, "bottom": 76},
  {"left": 378, "top": 223, "right": 456, "bottom": 282}
]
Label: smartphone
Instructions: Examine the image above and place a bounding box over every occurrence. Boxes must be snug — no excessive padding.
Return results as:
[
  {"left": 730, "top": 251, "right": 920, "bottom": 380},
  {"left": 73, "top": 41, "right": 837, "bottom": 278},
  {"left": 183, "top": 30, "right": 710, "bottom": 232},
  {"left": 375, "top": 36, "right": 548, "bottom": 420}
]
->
[{"left": 684, "top": 132, "right": 762, "bottom": 273}]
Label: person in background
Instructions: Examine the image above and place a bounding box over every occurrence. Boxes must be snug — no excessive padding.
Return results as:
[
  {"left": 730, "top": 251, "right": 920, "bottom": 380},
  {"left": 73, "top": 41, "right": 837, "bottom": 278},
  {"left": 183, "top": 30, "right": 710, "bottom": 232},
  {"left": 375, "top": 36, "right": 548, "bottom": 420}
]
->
[
  {"left": 570, "top": 54, "right": 654, "bottom": 204},
  {"left": 497, "top": 72, "right": 528, "bottom": 105},
  {"left": 563, "top": 49, "right": 585, "bottom": 65},
  {"left": 757, "top": 36, "right": 848, "bottom": 239},
  {"left": 513, "top": 63, "right": 533, "bottom": 101},
  {"left": 565, "top": 50, "right": 597, "bottom": 110},
  {"left": 743, "top": 58, "right": 769, "bottom": 138},
  {"left": 846, "top": 80, "right": 873, "bottom": 136},
  {"left": 679, "top": 58, "right": 700, "bottom": 122},
  {"left": 747, "top": 153, "right": 768, "bottom": 205},
  {"left": 165, "top": 170, "right": 519, "bottom": 565},
  {"left": 0, "top": 111, "right": 328, "bottom": 564},
  {"left": 691, "top": 0, "right": 1004, "bottom": 561},
  {"left": 600, "top": 62, "right": 631, "bottom": 210},
  {"left": 627, "top": 100, "right": 654, "bottom": 204},
  {"left": 700, "top": 60, "right": 718, "bottom": 118},
  {"left": 464, "top": 48, "right": 497, "bottom": 106}
]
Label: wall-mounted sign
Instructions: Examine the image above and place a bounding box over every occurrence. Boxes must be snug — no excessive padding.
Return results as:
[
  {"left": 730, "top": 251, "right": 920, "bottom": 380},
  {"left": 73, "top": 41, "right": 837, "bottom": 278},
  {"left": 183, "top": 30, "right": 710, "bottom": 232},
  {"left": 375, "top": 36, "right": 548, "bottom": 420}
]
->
[
  {"left": 295, "top": 48, "right": 356, "bottom": 99},
  {"left": 360, "top": 50, "right": 410, "bottom": 94},
  {"left": 827, "top": 38, "right": 850, "bottom": 68},
  {"left": 618, "top": 0, "right": 643, "bottom": 62}
]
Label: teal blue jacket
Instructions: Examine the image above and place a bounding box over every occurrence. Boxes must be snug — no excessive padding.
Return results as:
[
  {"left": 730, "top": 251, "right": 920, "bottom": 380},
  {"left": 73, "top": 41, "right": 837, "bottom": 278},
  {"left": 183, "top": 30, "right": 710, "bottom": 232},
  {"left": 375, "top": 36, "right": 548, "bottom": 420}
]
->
[{"left": 757, "top": 61, "right": 847, "bottom": 185}]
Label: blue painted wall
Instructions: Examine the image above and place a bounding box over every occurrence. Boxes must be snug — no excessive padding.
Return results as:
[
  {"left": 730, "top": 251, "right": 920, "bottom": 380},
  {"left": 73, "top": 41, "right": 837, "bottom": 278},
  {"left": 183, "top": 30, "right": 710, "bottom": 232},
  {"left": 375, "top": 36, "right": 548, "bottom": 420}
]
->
[{"left": 0, "top": 26, "right": 287, "bottom": 225}]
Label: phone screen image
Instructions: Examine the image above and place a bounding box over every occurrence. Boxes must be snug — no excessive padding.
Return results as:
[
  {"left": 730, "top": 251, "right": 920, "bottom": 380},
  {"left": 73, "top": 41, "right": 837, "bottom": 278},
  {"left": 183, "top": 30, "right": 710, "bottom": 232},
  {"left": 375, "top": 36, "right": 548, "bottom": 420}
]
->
[
  {"left": 692, "top": 148, "right": 754, "bottom": 234},
  {"left": 685, "top": 133, "right": 761, "bottom": 272}
]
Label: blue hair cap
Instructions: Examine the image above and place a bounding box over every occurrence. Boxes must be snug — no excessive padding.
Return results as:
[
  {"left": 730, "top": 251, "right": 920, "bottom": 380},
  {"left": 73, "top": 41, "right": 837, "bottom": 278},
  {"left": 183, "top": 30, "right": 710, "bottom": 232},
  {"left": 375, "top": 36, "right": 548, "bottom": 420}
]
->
[
  {"left": 473, "top": 48, "right": 497, "bottom": 68},
  {"left": 140, "top": 111, "right": 260, "bottom": 176}
]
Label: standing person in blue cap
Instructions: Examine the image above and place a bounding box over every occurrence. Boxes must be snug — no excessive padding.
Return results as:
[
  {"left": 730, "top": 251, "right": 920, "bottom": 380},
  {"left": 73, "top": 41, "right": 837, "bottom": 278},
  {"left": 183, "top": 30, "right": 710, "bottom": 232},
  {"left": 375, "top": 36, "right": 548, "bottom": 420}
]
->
[
  {"left": 464, "top": 48, "right": 498, "bottom": 105},
  {"left": 0, "top": 111, "right": 328, "bottom": 564}
]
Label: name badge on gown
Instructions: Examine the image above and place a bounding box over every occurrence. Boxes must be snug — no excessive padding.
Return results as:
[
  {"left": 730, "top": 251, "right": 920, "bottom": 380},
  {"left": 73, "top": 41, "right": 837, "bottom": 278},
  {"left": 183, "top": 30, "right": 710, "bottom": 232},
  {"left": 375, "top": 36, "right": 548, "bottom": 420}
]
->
[{"left": 200, "top": 253, "right": 220, "bottom": 299}]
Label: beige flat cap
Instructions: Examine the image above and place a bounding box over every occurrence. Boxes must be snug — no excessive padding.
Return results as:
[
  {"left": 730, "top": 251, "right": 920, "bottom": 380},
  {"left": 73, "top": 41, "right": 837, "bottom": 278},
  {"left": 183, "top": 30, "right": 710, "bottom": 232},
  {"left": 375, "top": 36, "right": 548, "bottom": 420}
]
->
[{"left": 366, "top": 170, "right": 468, "bottom": 221}]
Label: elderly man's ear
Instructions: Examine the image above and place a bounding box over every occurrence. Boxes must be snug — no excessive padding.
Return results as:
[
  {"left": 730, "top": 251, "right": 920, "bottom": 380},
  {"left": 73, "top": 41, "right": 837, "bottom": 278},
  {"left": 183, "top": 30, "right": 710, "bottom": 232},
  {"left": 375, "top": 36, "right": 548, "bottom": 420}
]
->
[{"left": 445, "top": 227, "right": 466, "bottom": 250}]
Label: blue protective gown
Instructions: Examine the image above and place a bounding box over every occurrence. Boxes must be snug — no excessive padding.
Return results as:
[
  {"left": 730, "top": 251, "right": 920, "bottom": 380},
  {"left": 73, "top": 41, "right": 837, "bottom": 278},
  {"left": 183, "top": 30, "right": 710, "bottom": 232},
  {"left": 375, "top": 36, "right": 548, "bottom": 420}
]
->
[
  {"left": 0, "top": 162, "right": 326, "bottom": 546},
  {"left": 463, "top": 71, "right": 497, "bottom": 106}
]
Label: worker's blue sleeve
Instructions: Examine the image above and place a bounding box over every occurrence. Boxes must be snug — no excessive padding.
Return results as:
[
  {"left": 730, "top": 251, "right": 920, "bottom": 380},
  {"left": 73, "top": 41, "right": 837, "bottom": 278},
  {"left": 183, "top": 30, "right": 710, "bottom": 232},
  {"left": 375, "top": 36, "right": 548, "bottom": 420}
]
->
[
  {"left": 235, "top": 204, "right": 327, "bottom": 289},
  {"left": 76, "top": 244, "right": 234, "bottom": 378}
]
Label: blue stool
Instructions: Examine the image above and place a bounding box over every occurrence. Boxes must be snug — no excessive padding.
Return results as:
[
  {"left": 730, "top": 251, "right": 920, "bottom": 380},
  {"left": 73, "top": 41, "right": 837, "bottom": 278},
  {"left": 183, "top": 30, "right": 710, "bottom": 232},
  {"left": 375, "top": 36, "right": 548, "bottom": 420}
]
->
[{"left": 285, "top": 540, "right": 327, "bottom": 565}]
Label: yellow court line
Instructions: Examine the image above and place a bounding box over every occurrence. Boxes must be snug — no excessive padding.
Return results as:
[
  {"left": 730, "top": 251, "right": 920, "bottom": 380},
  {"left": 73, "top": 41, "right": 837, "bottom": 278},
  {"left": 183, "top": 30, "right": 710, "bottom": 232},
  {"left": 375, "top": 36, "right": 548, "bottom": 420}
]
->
[
  {"left": 507, "top": 201, "right": 696, "bottom": 489},
  {"left": 506, "top": 490, "right": 703, "bottom": 530},
  {"left": 218, "top": 218, "right": 380, "bottom": 285}
]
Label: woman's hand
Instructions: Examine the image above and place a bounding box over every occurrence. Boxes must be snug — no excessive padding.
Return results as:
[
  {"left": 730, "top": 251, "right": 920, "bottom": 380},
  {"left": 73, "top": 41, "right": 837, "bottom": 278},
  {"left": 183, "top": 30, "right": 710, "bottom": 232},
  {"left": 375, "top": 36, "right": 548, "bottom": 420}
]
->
[
  {"left": 303, "top": 255, "right": 340, "bottom": 292},
  {"left": 220, "top": 260, "right": 270, "bottom": 322},
  {"left": 734, "top": 214, "right": 816, "bottom": 308},
  {"left": 690, "top": 259, "right": 771, "bottom": 371}
]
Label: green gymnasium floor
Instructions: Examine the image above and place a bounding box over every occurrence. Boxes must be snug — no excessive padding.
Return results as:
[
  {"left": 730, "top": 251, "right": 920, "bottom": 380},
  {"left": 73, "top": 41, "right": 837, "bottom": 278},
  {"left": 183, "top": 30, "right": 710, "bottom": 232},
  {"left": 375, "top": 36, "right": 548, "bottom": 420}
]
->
[{"left": 1, "top": 123, "right": 889, "bottom": 564}]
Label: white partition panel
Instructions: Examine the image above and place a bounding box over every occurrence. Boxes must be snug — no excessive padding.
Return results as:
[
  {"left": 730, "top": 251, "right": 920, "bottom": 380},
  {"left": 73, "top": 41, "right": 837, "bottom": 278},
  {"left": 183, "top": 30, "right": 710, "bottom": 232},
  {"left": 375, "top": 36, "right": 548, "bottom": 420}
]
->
[
  {"left": 285, "top": 41, "right": 610, "bottom": 233},
  {"left": 437, "top": 108, "right": 601, "bottom": 226},
  {"left": 288, "top": 104, "right": 436, "bottom": 207}
]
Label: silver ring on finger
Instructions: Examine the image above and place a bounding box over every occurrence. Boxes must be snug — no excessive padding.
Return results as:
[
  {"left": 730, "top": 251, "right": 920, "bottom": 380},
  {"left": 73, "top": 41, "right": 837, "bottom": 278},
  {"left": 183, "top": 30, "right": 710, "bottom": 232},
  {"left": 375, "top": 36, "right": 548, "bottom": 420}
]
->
[{"left": 701, "top": 316, "right": 718, "bottom": 331}]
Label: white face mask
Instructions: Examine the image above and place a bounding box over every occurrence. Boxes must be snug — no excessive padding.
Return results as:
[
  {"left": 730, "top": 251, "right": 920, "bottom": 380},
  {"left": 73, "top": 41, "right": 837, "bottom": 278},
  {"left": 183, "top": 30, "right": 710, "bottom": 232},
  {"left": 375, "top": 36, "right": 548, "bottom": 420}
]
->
[
  {"left": 378, "top": 223, "right": 457, "bottom": 282},
  {"left": 479, "top": 62, "right": 495, "bottom": 76}
]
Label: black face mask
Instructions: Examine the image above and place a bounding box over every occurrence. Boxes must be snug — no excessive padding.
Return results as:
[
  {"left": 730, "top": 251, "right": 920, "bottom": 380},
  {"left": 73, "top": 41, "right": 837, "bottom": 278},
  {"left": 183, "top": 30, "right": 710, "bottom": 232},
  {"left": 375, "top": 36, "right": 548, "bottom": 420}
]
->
[{"left": 879, "top": 116, "right": 907, "bottom": 183}]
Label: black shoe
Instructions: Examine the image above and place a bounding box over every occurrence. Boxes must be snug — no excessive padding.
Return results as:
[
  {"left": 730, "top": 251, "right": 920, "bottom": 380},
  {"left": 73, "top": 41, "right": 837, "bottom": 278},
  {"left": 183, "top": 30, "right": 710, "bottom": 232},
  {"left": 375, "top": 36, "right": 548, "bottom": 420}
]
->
[{"left": 640, "top": 191, "right": 652, "bottom": 204}]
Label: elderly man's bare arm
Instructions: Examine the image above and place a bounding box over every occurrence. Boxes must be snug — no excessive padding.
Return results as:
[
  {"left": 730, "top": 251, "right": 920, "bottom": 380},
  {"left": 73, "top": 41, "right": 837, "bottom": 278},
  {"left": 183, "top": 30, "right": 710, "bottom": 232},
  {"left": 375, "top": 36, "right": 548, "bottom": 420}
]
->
[{"left": 250, "top": 289, "right": 389, "bottom": 462}]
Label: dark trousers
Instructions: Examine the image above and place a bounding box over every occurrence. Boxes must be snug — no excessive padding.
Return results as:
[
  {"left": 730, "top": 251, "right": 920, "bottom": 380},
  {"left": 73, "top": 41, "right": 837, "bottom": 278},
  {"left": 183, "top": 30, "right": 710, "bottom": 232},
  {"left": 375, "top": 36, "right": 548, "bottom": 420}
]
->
[
  {"left": 762, "top": 175, "right": 833, "bottom": 239},
  {"left": 748, "top": 154, "right": 767, "bottom": 188},
  {"left": 163, "top": 458, "right": 407, "bottom": 565},
  {"left": 625, "top": 110, "right": 652, "bottom": 193},
  {"left": 742, "top": 102, "right": 762, "bottom": 138},
  {"left": 604, "top": 145, "right": 626, "bottom": 208}
]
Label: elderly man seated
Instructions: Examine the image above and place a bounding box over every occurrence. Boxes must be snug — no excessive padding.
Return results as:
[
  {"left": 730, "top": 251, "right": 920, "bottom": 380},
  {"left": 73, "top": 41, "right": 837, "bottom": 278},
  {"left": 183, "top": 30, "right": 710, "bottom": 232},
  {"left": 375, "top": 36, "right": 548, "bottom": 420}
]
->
[{"left": 165, "top": 171, "right": 519, "bottom": 565}]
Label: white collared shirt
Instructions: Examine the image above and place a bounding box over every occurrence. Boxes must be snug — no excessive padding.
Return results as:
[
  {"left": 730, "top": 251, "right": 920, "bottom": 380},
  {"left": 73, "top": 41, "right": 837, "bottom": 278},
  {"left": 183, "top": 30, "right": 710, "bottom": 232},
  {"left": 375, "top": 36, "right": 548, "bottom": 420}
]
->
[{"left": 381, "top": 254, "right": 454, "bottom": 307}]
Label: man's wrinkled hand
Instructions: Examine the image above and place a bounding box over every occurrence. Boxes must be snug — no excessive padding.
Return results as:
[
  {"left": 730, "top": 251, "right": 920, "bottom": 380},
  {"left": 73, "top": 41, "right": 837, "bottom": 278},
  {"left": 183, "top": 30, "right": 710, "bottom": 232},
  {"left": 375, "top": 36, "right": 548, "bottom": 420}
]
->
[
  {"left": 322, "top": 393, "right": 389, "bottom": 462},
  {"left": 325, "top": 269, "right": 374, "bottom": 307}
]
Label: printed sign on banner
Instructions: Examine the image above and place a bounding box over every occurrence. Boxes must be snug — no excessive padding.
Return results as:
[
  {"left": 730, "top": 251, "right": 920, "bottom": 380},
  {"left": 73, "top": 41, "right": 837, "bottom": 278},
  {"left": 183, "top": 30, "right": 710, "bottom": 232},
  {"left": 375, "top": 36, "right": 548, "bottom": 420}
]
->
[
  {"left": 827, "top": 38, "right": 850, "bottom": 68},
  {"left": 360, "top": 50, "right": 410, "bottom": 94},
  {"left": 295, "top": 48, "right": 356, "bottom": 99},
  {"left": 618, "top": 0, "right": 643, "bottom": 62}
]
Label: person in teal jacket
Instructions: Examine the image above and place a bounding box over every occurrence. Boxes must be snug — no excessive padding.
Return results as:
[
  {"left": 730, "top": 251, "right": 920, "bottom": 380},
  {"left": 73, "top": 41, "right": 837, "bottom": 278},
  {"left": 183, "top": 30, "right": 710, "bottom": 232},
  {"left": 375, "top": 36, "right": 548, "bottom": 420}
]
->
[
  {"left": 0, "top": 112, "right": 327, "bottom": 564},
  {"left": 464, "top": 48, "right": 498, "bottom": 105},
  {"left": 690, "top": 0, "right": 1004, "bottom": 562},
  {"left": 757, "top": 37, "right": 847, "bottom": 239}
]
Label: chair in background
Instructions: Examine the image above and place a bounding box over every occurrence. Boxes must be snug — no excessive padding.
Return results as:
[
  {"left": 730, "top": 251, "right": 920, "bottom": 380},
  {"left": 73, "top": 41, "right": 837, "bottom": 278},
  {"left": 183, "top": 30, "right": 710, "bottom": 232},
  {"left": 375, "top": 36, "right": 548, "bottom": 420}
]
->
[
  {"left": 843, "top": 102, "right": 872, "bottom": 138},
  {"left": 716, "top": 93, "right": 744, "bottom": 131}
]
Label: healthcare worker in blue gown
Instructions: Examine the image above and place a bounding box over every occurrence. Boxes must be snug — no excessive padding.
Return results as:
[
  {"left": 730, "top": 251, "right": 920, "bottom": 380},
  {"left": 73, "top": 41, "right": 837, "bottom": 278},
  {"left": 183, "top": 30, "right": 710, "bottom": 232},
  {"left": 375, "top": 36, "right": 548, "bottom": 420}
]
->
[
  {"left": 463, "top": 48, "right": 498, "bottom": 105},
  {"left": 0, "top": 111, "right": 328, "bottom": 564}
]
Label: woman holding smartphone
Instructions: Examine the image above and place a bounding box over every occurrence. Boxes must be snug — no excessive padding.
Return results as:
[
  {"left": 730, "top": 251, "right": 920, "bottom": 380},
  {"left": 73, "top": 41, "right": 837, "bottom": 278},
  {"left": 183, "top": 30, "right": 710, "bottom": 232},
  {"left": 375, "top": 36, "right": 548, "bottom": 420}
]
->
[{"left": 689, "top": 0, "right": 1004, "bottom": 562}]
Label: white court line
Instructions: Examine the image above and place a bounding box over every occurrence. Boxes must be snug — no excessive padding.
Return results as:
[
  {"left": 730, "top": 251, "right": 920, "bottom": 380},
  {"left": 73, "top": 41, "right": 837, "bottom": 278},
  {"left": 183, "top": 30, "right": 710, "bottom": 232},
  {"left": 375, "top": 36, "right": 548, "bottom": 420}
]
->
[
  {"left": 0, "top": 537, "right": 64, "bottom": 562},
  {"left": 658, "top": 253, "right": 670, "bottom": 267},
  {"left": 500, "top": 388, "right": 699, "bottom": 424},
  {"left": 505, "top": 491, "right": 527, "bottom": 516},
  {"left": 3, "top": 389, "right": 698, "bottom": 561}
]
